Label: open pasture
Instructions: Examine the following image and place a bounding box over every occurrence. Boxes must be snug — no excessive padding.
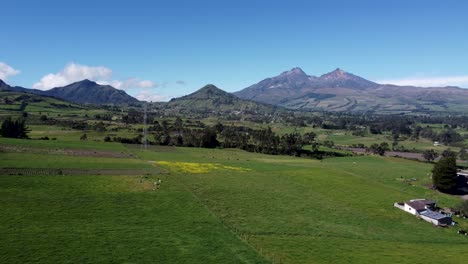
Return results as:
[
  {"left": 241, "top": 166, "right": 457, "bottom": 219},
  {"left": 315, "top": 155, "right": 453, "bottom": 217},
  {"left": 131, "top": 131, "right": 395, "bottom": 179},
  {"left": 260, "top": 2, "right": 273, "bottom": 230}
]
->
[{"left": 1, "top": 139, "right": 467, "bottom": 263}]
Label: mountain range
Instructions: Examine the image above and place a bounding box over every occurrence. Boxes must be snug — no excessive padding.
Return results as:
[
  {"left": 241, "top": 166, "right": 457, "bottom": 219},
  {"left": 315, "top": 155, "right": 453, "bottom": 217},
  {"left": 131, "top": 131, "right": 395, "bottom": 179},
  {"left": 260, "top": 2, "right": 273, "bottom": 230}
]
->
[
  {"left": 234, "top": 68, "right": 468, "bottom": 114},
  {"left": 2, "top": 67, "right": 468, "bottom": 114},
  {"left": 0, "top": 79, "right": 138, "bottom": 105}
]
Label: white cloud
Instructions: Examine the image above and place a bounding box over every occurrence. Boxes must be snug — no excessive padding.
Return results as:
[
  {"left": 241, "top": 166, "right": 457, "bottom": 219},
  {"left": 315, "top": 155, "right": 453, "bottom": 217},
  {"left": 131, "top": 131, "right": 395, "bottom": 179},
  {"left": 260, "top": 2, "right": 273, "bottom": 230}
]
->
[
  {"left": 135, "top": 90, "right": 169, "bottom": 102},
  {"left": 33, "top": 62, "right": 156, "bottom": 90},
  {"left": 376, "top": 75, "right": 468, "bottom": 87},
  {"left": 0, "top": 62, "right": 20, "bottom": 81},
  {"left": 33, "top": 63, "right": 112, "bottom": 90},
  {"left": 98, "top": 78, "right": 156, "bottom": 89}
]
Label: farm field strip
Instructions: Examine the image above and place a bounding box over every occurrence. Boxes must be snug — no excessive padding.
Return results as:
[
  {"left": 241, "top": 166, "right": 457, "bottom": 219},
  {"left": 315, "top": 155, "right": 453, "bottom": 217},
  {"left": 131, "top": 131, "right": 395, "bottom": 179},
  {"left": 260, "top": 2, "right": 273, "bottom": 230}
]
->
[{"left": 0, "top": 168, "right": 164, "bottom": 176}]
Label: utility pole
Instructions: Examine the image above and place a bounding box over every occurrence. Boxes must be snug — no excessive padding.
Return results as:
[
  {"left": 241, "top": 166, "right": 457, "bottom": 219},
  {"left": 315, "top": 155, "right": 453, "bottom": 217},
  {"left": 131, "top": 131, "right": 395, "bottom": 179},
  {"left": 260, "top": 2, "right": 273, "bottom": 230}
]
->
[{"left": 143, "top": 102, "right": 148, "bottom": 150}]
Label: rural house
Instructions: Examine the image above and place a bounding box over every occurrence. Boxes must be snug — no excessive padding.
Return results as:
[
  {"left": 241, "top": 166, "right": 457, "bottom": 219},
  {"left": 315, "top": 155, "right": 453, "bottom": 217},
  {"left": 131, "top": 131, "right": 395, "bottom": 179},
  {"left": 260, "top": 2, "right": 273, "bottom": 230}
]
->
[
  {"left": 402, "top": 199, "right": 436, "bottom": 215},
  {"left": 394, "top": 199, "right": 453, "bottom": 226}
]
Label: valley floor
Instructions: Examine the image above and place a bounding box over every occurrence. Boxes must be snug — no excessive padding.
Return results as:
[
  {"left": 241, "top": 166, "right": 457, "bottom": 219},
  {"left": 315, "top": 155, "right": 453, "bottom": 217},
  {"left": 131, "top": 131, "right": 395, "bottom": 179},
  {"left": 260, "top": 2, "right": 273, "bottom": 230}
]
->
[{"left": 1, "top": 138, "right": 467, "bottom": 263}]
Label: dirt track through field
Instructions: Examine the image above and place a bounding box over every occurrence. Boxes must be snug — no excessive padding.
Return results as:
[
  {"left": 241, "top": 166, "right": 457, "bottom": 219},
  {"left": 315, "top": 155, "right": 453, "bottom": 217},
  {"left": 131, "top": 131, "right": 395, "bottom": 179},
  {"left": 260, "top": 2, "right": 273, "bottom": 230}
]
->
[
  {"left": 0, "top": 168, "right": 163, "bottom": 176},
  {"left": 0, "top": 144, "right": 134, "bottom": 158}
]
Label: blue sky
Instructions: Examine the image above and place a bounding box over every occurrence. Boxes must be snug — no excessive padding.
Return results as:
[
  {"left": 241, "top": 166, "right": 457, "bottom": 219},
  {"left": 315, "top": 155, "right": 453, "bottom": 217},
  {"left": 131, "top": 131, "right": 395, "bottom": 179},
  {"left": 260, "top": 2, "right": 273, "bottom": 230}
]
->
[{"left": 1, "top": 0, "right": 468, "bottom": 101}]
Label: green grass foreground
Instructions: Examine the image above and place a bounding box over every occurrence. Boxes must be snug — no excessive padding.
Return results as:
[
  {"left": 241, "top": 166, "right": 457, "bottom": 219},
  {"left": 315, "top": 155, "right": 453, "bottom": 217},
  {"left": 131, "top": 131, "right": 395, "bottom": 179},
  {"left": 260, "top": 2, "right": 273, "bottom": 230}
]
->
[{"left": 1, "top": 138, "right": 467, "bottom": 263}]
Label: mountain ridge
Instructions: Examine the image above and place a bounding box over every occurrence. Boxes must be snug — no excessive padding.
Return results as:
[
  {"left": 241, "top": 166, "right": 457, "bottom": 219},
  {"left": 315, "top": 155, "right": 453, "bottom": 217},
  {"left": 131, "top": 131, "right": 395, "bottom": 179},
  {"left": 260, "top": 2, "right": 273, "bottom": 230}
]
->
[
  {"left": 0, "top": 79, "right": 139, "bottom": 105},
  {"left": 234, "top": 67, "right": 468, "bottom": 113}
]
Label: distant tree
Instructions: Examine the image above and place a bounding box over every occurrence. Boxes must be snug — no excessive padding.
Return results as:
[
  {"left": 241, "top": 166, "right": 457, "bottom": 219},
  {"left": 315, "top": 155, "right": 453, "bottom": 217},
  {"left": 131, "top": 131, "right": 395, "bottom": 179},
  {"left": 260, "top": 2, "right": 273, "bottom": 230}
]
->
[
  {"left": 352, "top": 128, "right": 367, "bottom": 137},
  {"left": 311, "top": 142, "right": 320, "bottom": 153},
  {"left": 94, "top": 121, "right": 107, "bottom": 132},
  {"left": 392, "top": 140, "right": 398, "bottom": 150},
  {"left": 104, "top": 136, "right": 111, "bottom": 142},
  {"left": 156, "top": 132, "right": 171, "bottom": 146},
  {"left": 279, "top": 132, "right": 303, "bottom": 156},
  {"left": 412, "top": 125, "right": 422, "bottom": 140},
  {"left": 439, "top": 129, "right": 463, "bottom": 146},
  {"left": 22, "top": 112, "right": 28, "bottom": 118},
  {"left": 323, "top": 140, "right": 335, "bottom": 148},
  {"left": 441, "top": 149, "right": 457, "bottom": 159},
  {"left": 369, "top": 125, "right": 382, "bottom": 134},
  {"left": 422, "top": 149, "right": 438, "bottom": 162},
  {"left": 380, "top": 142, "right": 390, "bottom": 151},
  {"left": 0, "top": 118, "right": 30, "bottom": 138},
  {"left": 161, "top": 120, "right": 169, "bottom": 131},
  {"left": 40, "top": 115, "right": 48, "bottom": 121},
  {"left": 302, "top": 132, "right": 317, "bottom": 144},
  {"left": 214, "top": 122, "right": 224, "bottom": 133},
  {"left": 200, "top": 128, "right": 219, "bottom": 148},
  {"left": 392, "top": 131, "right": 400, "bottom": 142},
  {"left": 174, "top": 117, "right": 184, "bottom": 131},
  {"left": 420, "top": 127, "right": 435, "bottom": 140},
  {"left": 175, "top": 134, "right": 184, "bottom": 146},
  {"left": 432, "top": 155, "right": 458, "bottom": 192},
  {"left": 369, "top": 142, "right": 389, "bottom": 156},
  {"left": 80, "top": 134, "right": 88, "bottom": 141},
  {"left": 151, "top": 121, "right": 162, "bottom": 132}
]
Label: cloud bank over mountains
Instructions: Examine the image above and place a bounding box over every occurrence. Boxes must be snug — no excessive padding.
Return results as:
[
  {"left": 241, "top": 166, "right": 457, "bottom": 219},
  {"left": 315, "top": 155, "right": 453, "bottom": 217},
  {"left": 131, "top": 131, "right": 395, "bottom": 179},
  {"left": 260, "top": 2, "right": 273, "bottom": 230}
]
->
[
  {"left": 30, "top": 62, "right": 170, "bottom": 102},
  {"left": 0, "top": 62, "right": 20, "bottom": 81},
  {"left": 376, "top": 75, "right": 468, "bottom": 88},
  {"left": 32, "top": 63, "right": 156, "bottom": 90}
]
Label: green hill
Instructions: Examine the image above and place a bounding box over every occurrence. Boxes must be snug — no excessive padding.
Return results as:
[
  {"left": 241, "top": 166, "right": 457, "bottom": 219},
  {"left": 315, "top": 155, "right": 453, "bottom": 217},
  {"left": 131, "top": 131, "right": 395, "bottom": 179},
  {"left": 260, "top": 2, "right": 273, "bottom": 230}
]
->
[
  {"left": 166, "top": 84, "right": 281, "bottom": 115},
  {"left": 0, "top": 90, "right": 85, "bottom": 119}
]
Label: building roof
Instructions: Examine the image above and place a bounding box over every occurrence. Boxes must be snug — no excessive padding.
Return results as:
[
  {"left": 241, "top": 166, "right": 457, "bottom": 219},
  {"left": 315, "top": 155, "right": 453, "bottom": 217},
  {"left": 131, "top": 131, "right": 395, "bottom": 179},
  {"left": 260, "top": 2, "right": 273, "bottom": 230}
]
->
[
  {"left": 420, "top": 210, "right": 450, "bottom": 220},
  {"left": 406, "top": 199, "right": 435, "bottom": 212}
]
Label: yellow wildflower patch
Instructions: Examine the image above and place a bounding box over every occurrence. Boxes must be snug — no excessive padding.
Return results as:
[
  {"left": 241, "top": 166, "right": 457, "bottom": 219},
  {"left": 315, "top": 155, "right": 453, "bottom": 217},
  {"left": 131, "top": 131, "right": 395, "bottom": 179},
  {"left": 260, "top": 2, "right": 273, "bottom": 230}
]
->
[{"left": 154, "top": 161, "right": 251, "bottom": 174}]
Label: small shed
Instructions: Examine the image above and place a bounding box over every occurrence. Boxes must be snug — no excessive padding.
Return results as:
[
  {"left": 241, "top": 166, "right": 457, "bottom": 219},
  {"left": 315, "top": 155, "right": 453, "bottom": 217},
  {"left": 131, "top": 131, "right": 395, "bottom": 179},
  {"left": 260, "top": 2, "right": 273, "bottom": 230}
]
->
[{"left": 420, "top": 210, "right": 452, "bottom": 226}]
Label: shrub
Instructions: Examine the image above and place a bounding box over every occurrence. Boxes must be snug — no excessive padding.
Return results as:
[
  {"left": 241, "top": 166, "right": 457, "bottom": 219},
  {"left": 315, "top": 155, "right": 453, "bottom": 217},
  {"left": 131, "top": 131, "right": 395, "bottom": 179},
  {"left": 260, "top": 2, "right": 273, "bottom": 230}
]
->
[{"left": 0, "top": 117, "right": 30, "bottom": 138}]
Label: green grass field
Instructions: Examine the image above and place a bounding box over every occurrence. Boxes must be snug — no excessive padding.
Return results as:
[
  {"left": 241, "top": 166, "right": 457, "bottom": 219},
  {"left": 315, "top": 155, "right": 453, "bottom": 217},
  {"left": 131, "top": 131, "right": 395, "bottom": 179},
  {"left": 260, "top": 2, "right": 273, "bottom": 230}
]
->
[{"left": 1, "top": 138, "right": 467, "bottom": 263}]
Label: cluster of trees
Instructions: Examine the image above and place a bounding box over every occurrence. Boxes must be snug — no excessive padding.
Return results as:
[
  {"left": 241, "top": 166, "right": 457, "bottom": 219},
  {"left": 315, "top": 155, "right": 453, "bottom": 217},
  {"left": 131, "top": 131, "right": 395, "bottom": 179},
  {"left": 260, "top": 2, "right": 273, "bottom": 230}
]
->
[
  {"left": 422, "top": 148, "right": 467, "bottom": 162},
  {"left": 148, "top": 122, "right": 315, "bottom": 156},
  {"left": 153, "top": 127, "right": 220, "bottom": 148},
  {"left": 0, "top": 118, "right": 29, "bottom": 138},
  {"left": 415, "top": 126, "right": 464, "bottom": 146},
  {"left": 219, "top": 126, "right": 317, "bottom": 156},
  {"left": 312, "top": 114, "right": 466, "bottom": 147},
  {"left": 102, "top": 118, "right": 346, "bottom": 158},
  {"left": 368, "top": 142, "right": 390, "bottom": 156},
  {"left": 422, "top": 149, "right": 438, "bottom": 162}
]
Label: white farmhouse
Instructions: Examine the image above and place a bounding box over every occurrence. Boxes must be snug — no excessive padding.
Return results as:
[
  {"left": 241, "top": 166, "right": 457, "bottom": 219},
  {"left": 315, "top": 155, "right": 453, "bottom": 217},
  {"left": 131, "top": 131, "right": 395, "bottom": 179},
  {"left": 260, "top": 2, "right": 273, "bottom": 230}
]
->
[
  {"left": 394, "top": 198, "right": 453, "bottom": 227},
  {"left": 403, "top": 199, "right": 435, "bottom": 215}
]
